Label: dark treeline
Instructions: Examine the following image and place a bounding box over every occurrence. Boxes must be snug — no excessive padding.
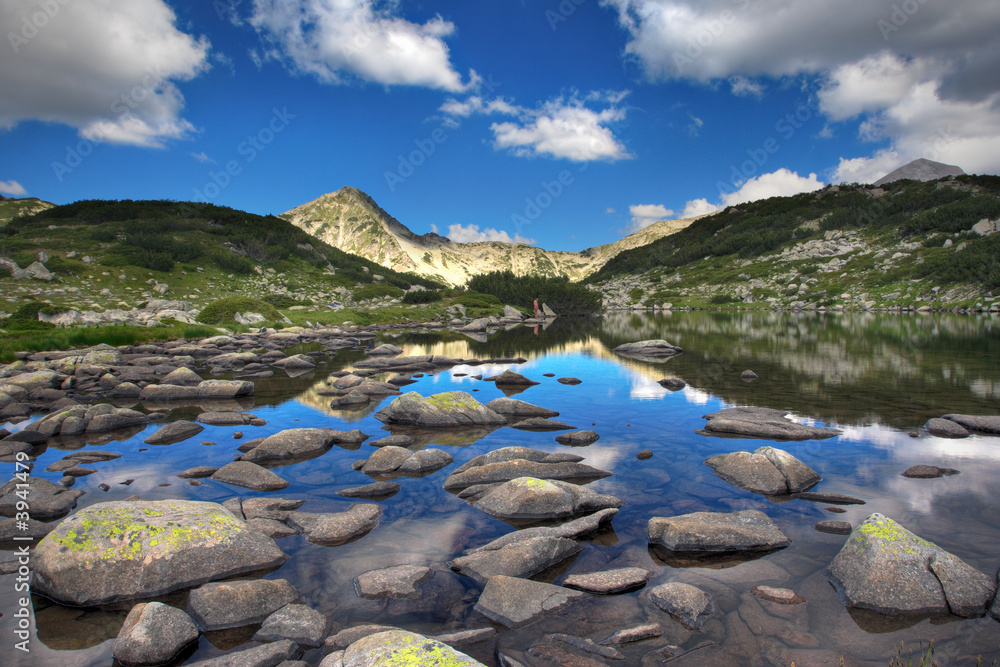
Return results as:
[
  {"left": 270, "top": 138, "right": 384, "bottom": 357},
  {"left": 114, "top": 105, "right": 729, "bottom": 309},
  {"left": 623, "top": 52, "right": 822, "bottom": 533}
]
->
[{"left": 467, "top": 270, "right": 602, "bottom": 315}]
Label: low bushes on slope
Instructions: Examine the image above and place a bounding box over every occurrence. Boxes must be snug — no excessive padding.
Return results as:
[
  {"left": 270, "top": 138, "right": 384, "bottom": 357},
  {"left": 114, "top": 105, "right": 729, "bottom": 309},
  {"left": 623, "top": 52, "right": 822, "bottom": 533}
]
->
[{"left": 196, "top": 297, "right": 282, "bottom": 325}]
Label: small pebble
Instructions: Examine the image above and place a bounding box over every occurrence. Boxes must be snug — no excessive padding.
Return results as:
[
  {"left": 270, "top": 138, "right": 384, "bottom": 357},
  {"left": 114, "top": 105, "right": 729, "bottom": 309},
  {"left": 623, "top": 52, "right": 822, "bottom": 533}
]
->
[
  {"left": 233, "top": 432, "right": 244, "bottom": 439},
  {"left": 637, "top": 450, "right": 653, "bottom": 460},
  {"left": 98, "top": 483, "right": 110, "bottom": 492}
]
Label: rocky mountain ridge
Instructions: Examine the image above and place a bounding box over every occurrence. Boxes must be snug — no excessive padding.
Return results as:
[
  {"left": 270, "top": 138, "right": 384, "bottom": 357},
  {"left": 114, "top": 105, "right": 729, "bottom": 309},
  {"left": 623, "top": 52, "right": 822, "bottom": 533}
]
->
[{"left": 281, "top": 187, "right": 697, "bottom": 286}]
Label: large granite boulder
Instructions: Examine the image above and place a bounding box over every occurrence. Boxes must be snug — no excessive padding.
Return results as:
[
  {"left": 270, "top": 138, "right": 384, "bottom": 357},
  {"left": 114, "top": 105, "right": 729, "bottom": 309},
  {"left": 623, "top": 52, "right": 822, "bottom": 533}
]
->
[
  {"left": 187, "top": 578, "right": 299, "bottom": 631},
  {"left": 211, "top": 461, "right": 289, "bottom": 491},
  {"left": 826, "top": 514, "right": 996, "bottom": 617},
  {"left": 941, "top": 414, "right": 1000, "bottom": 434},
  {"left": 612, "top": 340, "right": 683, "bottom": 358},
  {"left": 471, "top": 477, "right": 623, "bottom": 521},
  {"left": 375, "top": 391, "right": 507, "bottom": 427},
  {"left": 700, "top": 407, "right": 841, "bottom": 441},
  {"left": 113, "top": 602, "right": 199, "bottom": 666},
  {"left": 240, "top": 428, "right": 368, "bottom": 465},
  {"left": 924, "top": 418, "right": 970, "bottom": 438},
  {"left": 474, "top": 575, "right": 587, "bottom": 629},
  {"left": 32, "top": 500, "right": 287, "bottom": 605},
  {"left": 443, "top": 447, "right": 611, "bottom": 491},
  {"left": 342, "top": 630, "right": 486, "bottom": 667},
  {"left": 704, "top": 446, "right": 821, "bottom": 495},
  {"left": 648, "top": 510, "right": 791, "bottom": 554}
]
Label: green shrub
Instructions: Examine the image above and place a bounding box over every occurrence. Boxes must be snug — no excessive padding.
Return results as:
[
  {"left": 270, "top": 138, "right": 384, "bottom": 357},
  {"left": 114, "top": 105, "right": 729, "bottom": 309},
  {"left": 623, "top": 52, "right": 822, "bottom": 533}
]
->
[
  {"left": 196, "top": 297, "right": 282, "bottom": 325},
  {"left": 629, "top": 287, "right": 645, "bottom": 302},
  {"left": 214, "top": 252, "right": 257, "bottom": 274},
  {"left": 262, "top": 294, "right": 310, "bottom": 308},
  {"left": 402, "top": 289, "right": 442, "bottom": 304},
  {"left": 709, "top": 294, "right": 739, "bottom": 304},
  {"left": 1, "top": 302, "right": 57, "bottom": 332},
  {"left": 453, "top": 291, "right": 502, "bottom": 309},
  {"left": 353, "top": 284, "right": 404, "bottom": 301}
]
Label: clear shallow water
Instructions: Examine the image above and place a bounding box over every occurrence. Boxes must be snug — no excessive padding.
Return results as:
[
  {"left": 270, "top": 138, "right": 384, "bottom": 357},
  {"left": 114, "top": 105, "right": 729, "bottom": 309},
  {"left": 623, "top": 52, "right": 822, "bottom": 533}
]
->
[{"left": 3, "top": 311, "right": 1000, "bottom": 666}]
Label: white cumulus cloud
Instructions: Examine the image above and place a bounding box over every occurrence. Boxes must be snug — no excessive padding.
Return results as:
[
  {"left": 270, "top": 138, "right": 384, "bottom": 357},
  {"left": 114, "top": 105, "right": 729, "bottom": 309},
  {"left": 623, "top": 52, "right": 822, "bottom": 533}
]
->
[
  {"left": 627, "top": 204, "right": 673, "bottom": 232},
  {"left": 434, "top": 223, "right": 535, "bottom": 245},
  {"left": 248, "top": 0, "right": 472, "bottom": 92},
  {"left": 678, "top": 168, "right": 825, "bottom": 218},
  {"left": 0, "top": 0, "right": 210, "bottom": 148},
  {"left": 0, "top": 180, "right": 27, "bottom": 197}
]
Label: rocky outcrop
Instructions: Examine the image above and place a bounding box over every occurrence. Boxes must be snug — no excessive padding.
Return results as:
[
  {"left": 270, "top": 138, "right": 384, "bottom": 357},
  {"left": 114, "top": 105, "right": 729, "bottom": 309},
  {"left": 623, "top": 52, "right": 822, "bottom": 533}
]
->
[
  {"left": 700, "top": 407, "right": 841, "bottom": 440},
  {"left": 32, "top": 500, "right": 287, "bottom": 605},
  {"left": 704, "top": 446, "right": 821, "bottom": 495},
  {"left": 375, "top": 391, "right": 508, "bottom": 427},
  {"left": 648, "top": 510, "right": 791, "bottom": 554},
  {"left": 827, "top": 513, "right": 996, "bottom": 617}
]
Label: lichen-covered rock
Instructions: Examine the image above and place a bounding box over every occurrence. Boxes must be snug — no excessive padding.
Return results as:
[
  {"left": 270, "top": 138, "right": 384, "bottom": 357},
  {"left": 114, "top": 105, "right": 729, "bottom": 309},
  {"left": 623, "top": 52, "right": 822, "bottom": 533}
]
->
[
  {"left": 648, "top": 510, "right": 791, "bottom": 553},
  {"left": 701, "top": 407, "right": 841, "bottom": 441},
  {"left": 704, "top": 446, "right": 820, "bottom": 495},
  {"left": 112, "top": 602, "right": 199, "bottom": 666},
  {"left": 32, "top": 500, "right": 287, "bottom": 605},
  {"left": 188, "top": 578, "right": 299, "bottom": 631},
  {"left": 342, "top": 630, "right": 486, "bottom": 667},
  {"left": 827, "top": 514, "right": 996, "bottom": 617},
  {"left": 374, "top": 391, "right": 508, "bottom": 427}
]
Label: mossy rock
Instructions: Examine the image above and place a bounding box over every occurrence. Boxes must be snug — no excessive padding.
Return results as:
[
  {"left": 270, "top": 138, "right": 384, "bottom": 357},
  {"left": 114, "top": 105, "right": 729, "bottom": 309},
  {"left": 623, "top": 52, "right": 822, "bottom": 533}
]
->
[{"left": 343, "top": 630, "right": 486, "bottom": 666}]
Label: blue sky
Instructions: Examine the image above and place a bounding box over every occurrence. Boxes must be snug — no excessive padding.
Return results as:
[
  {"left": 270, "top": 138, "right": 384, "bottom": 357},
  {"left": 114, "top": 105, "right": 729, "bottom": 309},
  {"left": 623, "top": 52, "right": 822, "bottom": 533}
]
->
[{"left": 1, "top": 1, "right": 999, "bottom": 251}]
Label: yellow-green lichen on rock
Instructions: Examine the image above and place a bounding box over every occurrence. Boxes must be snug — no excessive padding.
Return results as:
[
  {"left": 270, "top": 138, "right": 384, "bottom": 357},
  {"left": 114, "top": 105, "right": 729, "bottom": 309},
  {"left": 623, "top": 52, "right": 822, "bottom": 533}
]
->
[
  {"left": 342, "top": 630, "right": 485, "bottom": 667},
  {"left": 33, "top": 500, "right": 287, "bottom": 606}
]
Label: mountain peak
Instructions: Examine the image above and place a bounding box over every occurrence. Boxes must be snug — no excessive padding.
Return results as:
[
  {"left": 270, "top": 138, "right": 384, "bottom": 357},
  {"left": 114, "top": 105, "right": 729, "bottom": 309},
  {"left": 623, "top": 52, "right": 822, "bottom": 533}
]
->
[{"left": 873, "top": 158, "right": 965, "bottom": 186}]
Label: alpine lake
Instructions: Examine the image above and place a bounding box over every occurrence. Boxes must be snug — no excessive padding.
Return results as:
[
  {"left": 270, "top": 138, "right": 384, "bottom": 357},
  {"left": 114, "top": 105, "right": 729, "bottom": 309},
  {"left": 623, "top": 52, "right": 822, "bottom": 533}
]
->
[{"left": 4, "top": 310, "right": 1000, "bottom": 666}]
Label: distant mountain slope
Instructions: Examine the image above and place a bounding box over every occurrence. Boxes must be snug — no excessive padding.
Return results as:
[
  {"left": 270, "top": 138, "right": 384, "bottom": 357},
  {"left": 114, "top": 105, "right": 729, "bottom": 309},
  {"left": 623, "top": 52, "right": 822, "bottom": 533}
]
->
[
  {"left": 0, "top": 196, "right": 55, "bottom": 224},
  {"left": 873, "top": 158, "right": 965, "bottom": 186},
  {"left": 281, "top": 186, "right": 696, "bottom": 285}
]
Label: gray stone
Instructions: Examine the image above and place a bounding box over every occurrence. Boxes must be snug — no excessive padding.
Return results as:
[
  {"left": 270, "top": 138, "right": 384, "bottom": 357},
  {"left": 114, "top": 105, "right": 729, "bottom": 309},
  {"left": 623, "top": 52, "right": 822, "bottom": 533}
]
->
[
  {"left": 113, "top": 602, "right": 199, "bottom": 666},
  {"left": 705, "top": 446, "right": 820, "bottom": 495},
  {"left": 271, "top": 354, "right": 316, "bottom": 370},
  {"left": 368, "top": 435, "right": 414, "bottom": 448},
  {"left": 827, "top": 513, "right": 996, "bottom": 617},
  {"left": 337, "top": 481, "right": 400, "bottom": 499},
  {"left": 144, "top": 420, "right": 205, "bottom": 445},
  {"left": 241, "top": 428, "right": 364, "bottom": 465},
  {"left": 286, "top": 504, "right": 382, "bottom": 545},
  {"left": 474, "top": 575, "right": 587, "bottom": 629},
  {"left": 740, "top": 369, "right": 759, "bottom": 382},
  {"left": 612, "top": 340, "right": 683, "bottom": 358},
  {"left": 816, "top": 520, "right": 852, "bottom": 535},
  {"left": 485, "top": 398, "right": 558, "bottom": 418},
  {"left": 444, "top": 449, "right": 611, "bottom": 490},
  {"left": 188, "top": 578, "right": 299, "bottom": 631},
  {"left": 648, "top": 510, "right": 791, "bottom": 553},
  {"left": 375, "top": 391, "right": 508, "bottom": 427},
  {"left": 646, "top": 582, "right": 713, "bottom": 629},
  {"left": 598, "top": 622, "right": 663, "bottom": 646},
  {"left": 87, "top": 408, "right": 148, "bottom": 433},
  {"left": 563, "top": 567, "right": 653, "bottom": 594},
  {"left": 902, "top": 465, "right": 959, "bottom": 478},
  {"left": 751, "top": 585, "right": 805, "bottom": 605},
  {"left": 366, "top": 344, "right": 403, "bottom": 356},
  {"left": 0, "top": 476, "right": 84, "bottom": 520},
  {"left": 178, "top": 466, "right": 219, "bottom": 479},
  {"left": 197, "top": 380, "right": 255, "bottom": 399},
  {"left": 657, "top": 378, "right": 686, "bottom": 391},
  {"left": 701, "top": 407, "right": 841, "bottom": 440},
  {"left": 324, "top": 625, "right": 399, "bottom": 651},
  {"left": 509, "top": 417, "right": 576, "bottom": 431},
  {"left": 342, "top": 630, "right": 485, "bottom": 667},
  {"left": 199, "top": 411, "right": 259, "bottom": 426},
  {"left": 0, "top": 517, "right": 54, "bottom": 548},
  {"left": 493, "top": 370, "right": 539, "bottom": 387},
  {"left": 471, "top": 508, "right": 618, "bottom": 554},
  {"left": 188, "top": 639, "right": 302, "bottom": 667},
  {"left": 924, "top": 418, "right": 970, "bottom": 438},
  {"left": 451, "top": 536, "right": 581, "bottom": 583},
  {"left": 254, "top": 604, "right": 328, "bottom": 647},
  {"left": 212, "top": 461, "right": 289, "bottom": 491},
  {"left": 33, "top": 500, "right": 287, "bottom": 606},
  {"left": 555, "top": 430, "right": 600, "bottom": 446},
  {"left": 472, "top": 477, "right": 623, "bottom": 521},
  {"left": 942, "top": 414, "right": 1000, "bottom": 434},
  {"left": 354, "top": 565, "right": 433, "bottom": 599},
  {"left": 161, "top": 367, "right": 204, "bottom": 386}
]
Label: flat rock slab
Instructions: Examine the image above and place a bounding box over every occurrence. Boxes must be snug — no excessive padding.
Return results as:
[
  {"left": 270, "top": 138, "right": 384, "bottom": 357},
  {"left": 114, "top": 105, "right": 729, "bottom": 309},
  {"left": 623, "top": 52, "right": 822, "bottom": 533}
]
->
[
  {"left": 555, "top": 430, "right": 600, "bottom": 446},
  {"left": 485, "top": 398, "right": 558, "bottom": 418},
  {"left": 361, "top": 446, "right": 453, "bottom": 477},
  {"left": 32, "top": 500, "right": 287, "bottom": 606},
  {"left": 599, "top": 622, "right": 663, "bottom": 646},
  {"left": 287, "top": 504, "right": 382, "bottom": 546},
  {"left": 924, "top": 418, "right": 970, "bottom": 438},
  {"left": 240, "top": 428, "right": 368, "bottom": 465},
  {"left": 451, "top": 536, "right": 581, "bottom": 583},
  {"left": 253, "top": 604, "right": 328, "bottom": 647},
  {"left": 342, "top": 630, "right": 486, "bottom": 667},
  {"left": 472, "top": 508, "right": 618, "bottom": 554},
  {"left": 188, "top": 639, "right": 302, "bottom": 667},
  {"left": 902, "top": 465, "right": 959, "bottom": 478},
  {"left": 705, "top": 446, "right": 820, "bottom": 495},
  {"left": 612, "top": 340, "right": 683, "bottom": 358},
  {"left": 144, "top": 420, "right": 205, "bottom": 445},
  {"left": 354, "top": 565, "right": 434, "bottom": 599},
  {"left": 472, "top": 477, "right": 623, "bottom": 521},
  {"left": 816, "top": 520, "right": 852, "bottom": 535},
  {"left": 792, "top": 492, "right": 865, "bottom": 505},
  {"left": 444, "top": 447, "right": 611, "bottom": 490},
  {"left": 827, "top": 513, "right": 996, "bottom": 617},
  {"left": 367, "top": 435, "right": 414, "bottom": 448},
  {"left": 557, "top": 377, "right": 582, "bottom": 385},
  {"left": 113, "top": 601, "right": 199, "bottom": 667},
  {"left": 646, "top": 582, "right": 713, "bottom": 629},
  {"left": 212, "top": 461, "right": 289, "bottom": 491},
  {"left": 337, "top": 481, "right": 400, "bottom": 499},
  {"left": 648, "top": 510, "right": 791, "bottom": 553},
  {"left": 178, "top": 466, "right": 219, "bottom": 479},
  {"left": 0, "top": 476, "right": 84, "bottom": 520},
  {"left": 375, "top": 391, "right": 508, "bottom": 427},
  {"left": 509, "top": 418, "right": 576, "bottom": 431},
  {"left": 474, "top": 575, "right": 588, "bottom": 629},
  {"left": 942, "top": 414, "right": 1000, "bottom": 434},
  {"left": 198, "top": 412, "right": 261, "bottom": 426},
  {"left": 188, "top": 578, "right": 299, "bottom": 631},
  {"left": 751, "top": 585, "right": 805, "bottom": 605},
  {"left": 701, "top": 406, "right": 841, "bottom": 441},
  {"left": 563, "top": 567, "right": 653, "bottom": 594}
]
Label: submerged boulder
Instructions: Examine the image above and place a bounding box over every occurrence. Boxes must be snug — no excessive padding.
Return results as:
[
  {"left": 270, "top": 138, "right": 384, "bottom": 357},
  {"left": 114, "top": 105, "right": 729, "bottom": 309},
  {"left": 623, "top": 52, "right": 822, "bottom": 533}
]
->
[
  {"left": 826, "top": 513, "right": 996, "bottom": 617},
  {"left": 700, "top": 407, "right": 841, "bottom": 441},
  {"left": 32, "top": 500, "right": 287, "bottom": 606},
  {"left": 374, "top": 391, "right": 508, "bottom": 427},
  {"left": 705, "top": 446, "right": 821, "bottom": 495}
]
